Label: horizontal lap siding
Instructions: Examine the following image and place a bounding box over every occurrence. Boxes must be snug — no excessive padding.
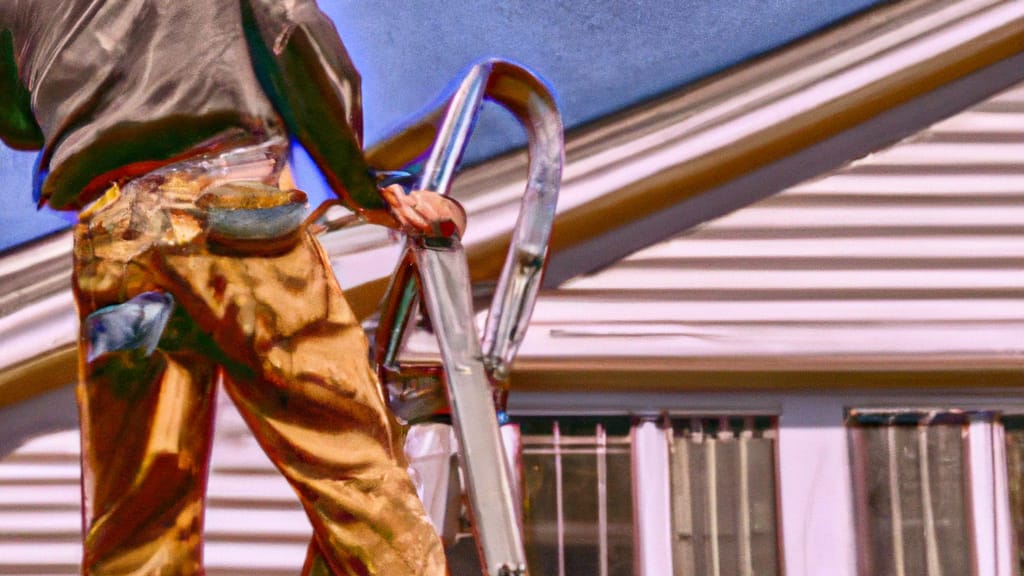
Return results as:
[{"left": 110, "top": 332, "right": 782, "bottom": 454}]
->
[
  {"left": 511, "top": 82, "right": 1024, "bottom": 371},
  {"left": 0, "top": 398, "right": 310, "bottom": 576}
]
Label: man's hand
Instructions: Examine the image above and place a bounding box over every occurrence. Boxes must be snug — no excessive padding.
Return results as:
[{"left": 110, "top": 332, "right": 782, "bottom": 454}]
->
[{"left": 380, "top": 184, "right": 467, "bottom": 238}]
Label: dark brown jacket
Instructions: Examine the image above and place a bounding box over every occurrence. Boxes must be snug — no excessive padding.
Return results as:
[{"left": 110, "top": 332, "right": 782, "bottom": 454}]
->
[{"left": 0, "top": 0, "right": 380, "bottom": 212}]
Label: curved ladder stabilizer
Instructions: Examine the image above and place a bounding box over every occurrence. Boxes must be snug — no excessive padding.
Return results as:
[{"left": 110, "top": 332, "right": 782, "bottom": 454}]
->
[{"left": 374, "top": 59, "right": 562, "bottom": 576}]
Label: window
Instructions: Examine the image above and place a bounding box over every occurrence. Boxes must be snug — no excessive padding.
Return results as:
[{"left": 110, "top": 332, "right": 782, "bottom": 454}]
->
[
  {"left": 1000, "top": 416, "right": 1024, "bottom": 572},
  {"left": 518, "top": 417, "right": 634, "bottom": 576},
  {"left": 847, "top": 410, "right": 1016, "bottom": 576},
  {"left": 471, "top": 415, "right": 784, "bottom": 576},
  {"left": 670, "top": 417, "right": 780, "bottom": 576}
]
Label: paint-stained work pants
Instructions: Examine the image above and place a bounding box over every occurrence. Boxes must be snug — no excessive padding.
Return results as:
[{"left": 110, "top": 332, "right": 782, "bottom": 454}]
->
[{"left": 71, "top": 145, "right": 446, "bottom": 576}]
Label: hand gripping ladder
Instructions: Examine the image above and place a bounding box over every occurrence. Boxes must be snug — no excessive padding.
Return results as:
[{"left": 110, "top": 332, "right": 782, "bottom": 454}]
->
[{"left": 373, "top": 59, "right": 562, "bottom": 576}]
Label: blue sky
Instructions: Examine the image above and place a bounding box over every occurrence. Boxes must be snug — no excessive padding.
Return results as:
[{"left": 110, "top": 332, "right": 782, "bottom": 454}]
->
[{"left": 1, "top": 0, "right": 880, "bottom": 251}]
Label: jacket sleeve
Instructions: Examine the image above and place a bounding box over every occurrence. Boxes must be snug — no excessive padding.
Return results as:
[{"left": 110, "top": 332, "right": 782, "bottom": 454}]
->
[
  {"left": 0, "top": 2, "right": 43, "bottom": 151},
  {"left": 241, "top": 0, "right": 392, "bottom": 221}
]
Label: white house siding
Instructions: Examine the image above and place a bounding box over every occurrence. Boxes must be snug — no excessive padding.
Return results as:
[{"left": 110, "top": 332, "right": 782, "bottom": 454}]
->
[
  {"left": 508, "top": 80, "right": 1024, "bottom": 376},
  {"left": 2, "top": 69, "right": 1023, "bottom": 576},
  {"left": 0, "top": 396, "right": 310, "bottom": 576}
]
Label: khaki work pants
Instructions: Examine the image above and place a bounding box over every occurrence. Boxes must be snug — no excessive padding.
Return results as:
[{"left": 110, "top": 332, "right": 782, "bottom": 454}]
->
[{"left": 71, "top": 155, "right": 446, "bottom": 575}]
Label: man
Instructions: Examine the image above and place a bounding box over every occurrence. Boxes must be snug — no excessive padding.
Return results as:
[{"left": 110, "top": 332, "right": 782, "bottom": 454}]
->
[{"left": 0, "top": 1, "right": 458, "bottom": 574}]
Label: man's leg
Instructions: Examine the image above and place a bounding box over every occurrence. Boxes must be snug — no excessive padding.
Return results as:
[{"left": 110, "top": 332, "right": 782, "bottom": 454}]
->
[
  {"left": 77, "top": 311, "right": 218, "bottom": 575},
  {"left": 162, "top": 230, "right": 446, "bottom": 575},
  {"left": 221, "top": 358, "right": 446, "bottom": 576},
  {"left": 73, "top": 179, "right": 222, "bottom": 575}
]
